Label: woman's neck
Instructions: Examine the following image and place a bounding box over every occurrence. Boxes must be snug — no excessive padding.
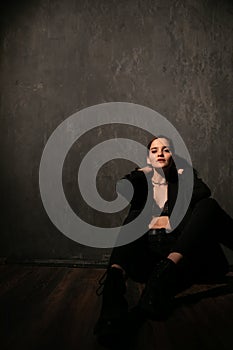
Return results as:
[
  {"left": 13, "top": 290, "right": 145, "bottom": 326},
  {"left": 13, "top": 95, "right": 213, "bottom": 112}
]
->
[{"left": 152, "top": 168, "right": 167, "bottom": 184}]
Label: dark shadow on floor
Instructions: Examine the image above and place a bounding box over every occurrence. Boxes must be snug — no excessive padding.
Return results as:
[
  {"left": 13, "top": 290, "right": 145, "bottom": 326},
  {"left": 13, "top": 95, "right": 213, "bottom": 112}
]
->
[{"left": 174, "top": 275, "right": 233, "bottom": 306}]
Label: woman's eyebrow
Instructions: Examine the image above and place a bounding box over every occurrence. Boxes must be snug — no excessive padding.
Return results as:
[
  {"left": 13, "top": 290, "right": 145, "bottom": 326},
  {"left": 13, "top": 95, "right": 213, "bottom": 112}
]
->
[{"left": 150, "top": 146, "right": 168, "bottom": 150}]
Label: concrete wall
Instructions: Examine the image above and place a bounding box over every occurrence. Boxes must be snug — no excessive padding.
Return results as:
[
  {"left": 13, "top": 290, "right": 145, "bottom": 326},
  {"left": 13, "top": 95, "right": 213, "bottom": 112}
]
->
[{"left": 1, "top": 0, "right": 233, "bottom": 264}]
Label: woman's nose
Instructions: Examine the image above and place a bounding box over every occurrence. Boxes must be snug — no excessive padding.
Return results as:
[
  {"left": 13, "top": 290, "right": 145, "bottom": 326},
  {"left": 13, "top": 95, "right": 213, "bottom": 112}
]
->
[{"left": 158, "top": 149, "right": 164, "bottom": 156}]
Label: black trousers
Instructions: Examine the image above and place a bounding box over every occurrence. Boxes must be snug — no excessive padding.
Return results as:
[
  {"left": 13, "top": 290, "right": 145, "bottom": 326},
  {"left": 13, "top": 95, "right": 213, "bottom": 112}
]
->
[{"left": 109, "top": 198, "right": 233, "bottom": 291}]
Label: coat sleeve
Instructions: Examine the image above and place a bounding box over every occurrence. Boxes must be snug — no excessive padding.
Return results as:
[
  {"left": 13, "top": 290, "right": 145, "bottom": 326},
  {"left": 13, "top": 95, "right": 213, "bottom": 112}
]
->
[
  {"left": 190, "top": 169, "right": 211, "bottom": 205},
  {"left": 116, "top": 169, "right": 149, "bottom": 210}
]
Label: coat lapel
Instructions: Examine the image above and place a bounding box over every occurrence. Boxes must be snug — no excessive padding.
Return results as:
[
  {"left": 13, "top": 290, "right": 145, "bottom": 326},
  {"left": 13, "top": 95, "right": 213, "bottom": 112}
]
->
[{"left": 168, "top": 181, "right": 178, "bottom": 216}]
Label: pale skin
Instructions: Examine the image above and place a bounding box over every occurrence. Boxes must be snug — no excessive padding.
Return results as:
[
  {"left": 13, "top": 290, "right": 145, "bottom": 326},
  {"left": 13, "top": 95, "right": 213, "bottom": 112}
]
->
[{"left": 111, "top": 138, "right": 183, "bottom": 273}]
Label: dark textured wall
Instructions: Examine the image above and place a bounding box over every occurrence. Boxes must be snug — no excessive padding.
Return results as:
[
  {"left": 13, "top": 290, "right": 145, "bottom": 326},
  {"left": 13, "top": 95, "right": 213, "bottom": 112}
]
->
[{"left": 1, "top": 0, "right": 233, "bottom": 263}]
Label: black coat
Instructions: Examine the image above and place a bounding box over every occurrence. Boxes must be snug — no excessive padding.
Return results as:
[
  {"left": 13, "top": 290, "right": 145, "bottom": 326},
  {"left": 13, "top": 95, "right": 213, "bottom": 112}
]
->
[{"left": 116, "top": 165, "right": 211, "bottom": 235}]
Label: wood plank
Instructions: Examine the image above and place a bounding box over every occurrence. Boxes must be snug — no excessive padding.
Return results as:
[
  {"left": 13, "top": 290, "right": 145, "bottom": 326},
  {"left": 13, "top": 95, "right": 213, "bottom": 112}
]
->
[{"left": 0, "top": 265, "right": 233, "bottom": 350}]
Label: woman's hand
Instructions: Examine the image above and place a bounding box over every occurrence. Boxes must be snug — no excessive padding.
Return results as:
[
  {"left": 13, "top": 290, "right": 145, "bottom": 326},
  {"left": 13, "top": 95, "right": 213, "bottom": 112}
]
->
[
  {"left": 138, "top": 166, "right": 153, "bottom": 174},
  {"left": 148, "top": 216, "right": 171, "bottom": 230}
]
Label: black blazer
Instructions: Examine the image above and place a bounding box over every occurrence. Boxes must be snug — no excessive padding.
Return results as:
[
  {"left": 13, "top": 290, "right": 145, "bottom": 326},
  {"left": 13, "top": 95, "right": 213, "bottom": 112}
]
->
[{"left": 116, "top": 165, "right": 211, "bottom": 235}]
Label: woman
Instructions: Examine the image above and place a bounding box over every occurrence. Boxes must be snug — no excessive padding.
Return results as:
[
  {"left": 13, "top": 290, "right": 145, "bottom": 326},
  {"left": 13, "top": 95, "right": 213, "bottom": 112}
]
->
[{"left": 94, "top": 136, "right": 233, "bottom": 347}]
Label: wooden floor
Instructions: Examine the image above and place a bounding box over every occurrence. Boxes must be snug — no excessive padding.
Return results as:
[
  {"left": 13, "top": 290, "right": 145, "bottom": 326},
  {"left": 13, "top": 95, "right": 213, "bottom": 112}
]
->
[{"left": 1, "top": 264, "right": 233, "bottom": 350}]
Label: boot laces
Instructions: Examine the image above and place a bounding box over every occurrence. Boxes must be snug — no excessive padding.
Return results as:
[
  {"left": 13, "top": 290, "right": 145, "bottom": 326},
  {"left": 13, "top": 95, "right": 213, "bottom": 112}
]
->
[{"left": 95, "top": 269, "right": 108, "bottom": 296}]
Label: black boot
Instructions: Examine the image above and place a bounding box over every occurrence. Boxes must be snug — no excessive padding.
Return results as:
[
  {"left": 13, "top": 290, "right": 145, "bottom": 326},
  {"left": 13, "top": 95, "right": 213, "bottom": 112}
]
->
[
  {"left": 94, "top": 267, "right": 128, "bottom": 347},
  {"left": 138, "top": 258, "right": 177, "bottom": 320}
]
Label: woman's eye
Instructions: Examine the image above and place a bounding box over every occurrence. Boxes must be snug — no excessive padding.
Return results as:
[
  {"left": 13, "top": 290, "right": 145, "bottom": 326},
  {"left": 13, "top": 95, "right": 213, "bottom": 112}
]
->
[{"left": 150, "top": 149, "right": 170, "bottom": 154}]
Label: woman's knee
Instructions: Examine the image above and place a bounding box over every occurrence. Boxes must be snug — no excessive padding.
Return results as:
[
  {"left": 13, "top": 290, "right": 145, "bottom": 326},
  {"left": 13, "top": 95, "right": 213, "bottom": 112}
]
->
[
  {"left": 110, "top": 263, "right": 125, "bottom": 272},
  {"left": 194, "top": 197, "right": 219, "bottom": 211}
]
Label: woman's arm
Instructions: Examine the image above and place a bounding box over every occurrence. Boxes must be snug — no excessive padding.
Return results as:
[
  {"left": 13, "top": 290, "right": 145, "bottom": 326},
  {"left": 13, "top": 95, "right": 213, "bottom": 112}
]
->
[
  {"left": 191, "top": 169, "right": 211, "bottom": 205},
  {"left": 116, "top": 168, "right": 149, "bottom": 209}
]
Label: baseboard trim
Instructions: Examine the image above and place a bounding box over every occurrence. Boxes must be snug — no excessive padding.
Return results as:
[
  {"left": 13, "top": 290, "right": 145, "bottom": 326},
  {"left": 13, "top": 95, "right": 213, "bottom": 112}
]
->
[
  {"left": 1, "top": 258, "right": 109, "bottom": 268},
  {"left": 1, "top": 258, "right": 233, "bottom": 272}
]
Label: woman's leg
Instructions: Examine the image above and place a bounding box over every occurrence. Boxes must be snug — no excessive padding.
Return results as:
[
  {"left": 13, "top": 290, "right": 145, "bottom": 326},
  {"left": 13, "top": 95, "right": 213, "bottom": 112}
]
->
[
  {"left": 94, "top": 232, "right": 160, "bottom": 346},
  {"left": 138, "top": 200, "right": 233, "bottom": 317},
  {"left": 170, "top": 198, "right": 232, "bottom": 281},
  {"left": 109, "top": 233, "right": 162, "bottom": 282},
  {"left": 173, "top": 198, "right": 233, "bottom": 256},
  {"left": 138, "top": 232, "right": 181, "bottom": 319}
]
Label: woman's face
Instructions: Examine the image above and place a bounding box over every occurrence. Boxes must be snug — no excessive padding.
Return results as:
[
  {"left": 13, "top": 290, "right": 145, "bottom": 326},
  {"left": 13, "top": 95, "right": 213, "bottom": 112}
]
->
[{"left": 147, "top": 138, "right": 173, "bottom": 169}]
